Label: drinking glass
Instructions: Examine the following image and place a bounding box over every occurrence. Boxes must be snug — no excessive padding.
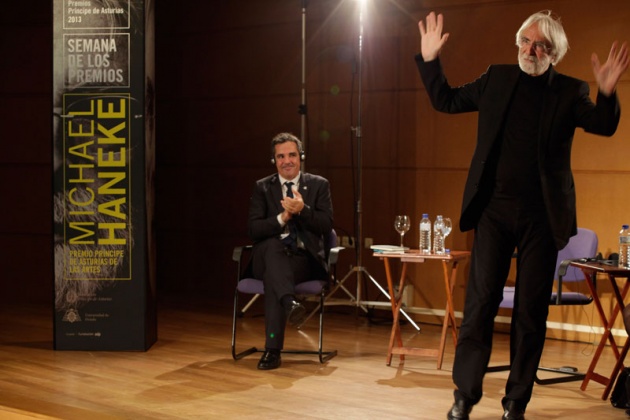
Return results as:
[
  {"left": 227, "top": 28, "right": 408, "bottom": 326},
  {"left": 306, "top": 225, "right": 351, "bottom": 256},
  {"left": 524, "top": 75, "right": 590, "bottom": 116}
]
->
[
  {"left": 443, "top": 217, "right": 452, "bottom": 248},
  {"left": 442, "top": 217, "right": 452, "bottom": 237},
  {"left": 394, "top": 215, "right": 411, "bottom": 247}
]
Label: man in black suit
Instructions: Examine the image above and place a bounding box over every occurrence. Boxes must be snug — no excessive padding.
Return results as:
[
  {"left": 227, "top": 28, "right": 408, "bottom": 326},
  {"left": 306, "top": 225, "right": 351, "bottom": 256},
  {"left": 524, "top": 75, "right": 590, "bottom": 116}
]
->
[
  {"left": 248, "top": 132, "right": 333, "bottom": 370},
  {"left": 416, "top": 10, "right": 628, "bottom": 420}
]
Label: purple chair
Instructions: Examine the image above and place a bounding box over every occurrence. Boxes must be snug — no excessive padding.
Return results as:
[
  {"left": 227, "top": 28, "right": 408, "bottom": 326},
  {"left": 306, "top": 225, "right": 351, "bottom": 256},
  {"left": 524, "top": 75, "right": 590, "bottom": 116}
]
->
[
  {"left": 231, "top": 230, "right": 342, "bottom": 363},
  {"left": 500, "top": 227, "right": 598, "bottom": 309},
  {"left": 491, "top": 227, "right": 599, "bottom": 384}
]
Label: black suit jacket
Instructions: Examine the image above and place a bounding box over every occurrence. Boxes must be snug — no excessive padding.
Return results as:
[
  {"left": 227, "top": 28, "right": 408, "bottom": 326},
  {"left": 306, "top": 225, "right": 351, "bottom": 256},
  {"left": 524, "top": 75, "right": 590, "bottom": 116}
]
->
[
  {"left": 248, "top": 172, "right": 333, "bottom": 270},
  {"left": 416, "top": 55, "right": 621, "bottom": 249}
]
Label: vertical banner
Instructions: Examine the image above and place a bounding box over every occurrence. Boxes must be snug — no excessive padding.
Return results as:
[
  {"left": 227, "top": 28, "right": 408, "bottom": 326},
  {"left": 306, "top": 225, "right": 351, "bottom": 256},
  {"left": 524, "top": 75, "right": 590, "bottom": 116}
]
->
[{"left": 53, "top": 0, "right": 156, "bottom": 350}]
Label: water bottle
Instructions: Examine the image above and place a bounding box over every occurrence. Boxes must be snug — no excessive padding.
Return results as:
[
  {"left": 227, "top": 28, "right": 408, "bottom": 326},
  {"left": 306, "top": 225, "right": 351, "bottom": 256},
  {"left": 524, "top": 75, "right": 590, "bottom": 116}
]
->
[
  {"left": 433, "top": 215, "right": 445, "bottom": 255},
  {"left": 620, "top": 224, "right": 630, "bottom": 268},
  {"left": 419, "top": 214, "right": 431, "bottom": 254}
]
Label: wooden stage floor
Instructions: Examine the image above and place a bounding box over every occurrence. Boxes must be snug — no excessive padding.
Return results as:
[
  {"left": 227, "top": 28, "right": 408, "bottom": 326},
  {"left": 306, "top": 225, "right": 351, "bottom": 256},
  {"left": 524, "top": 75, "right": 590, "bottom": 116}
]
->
[{"left": 0, "top": 294, "right": 627, "bottom": 419}]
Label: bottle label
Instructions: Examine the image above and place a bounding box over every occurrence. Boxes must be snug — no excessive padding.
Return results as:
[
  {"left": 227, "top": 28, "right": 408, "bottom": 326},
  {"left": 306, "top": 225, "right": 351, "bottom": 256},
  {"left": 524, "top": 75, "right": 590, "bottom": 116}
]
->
[{"left": 621, "top": 236, "right": 630, "bottom": 244}]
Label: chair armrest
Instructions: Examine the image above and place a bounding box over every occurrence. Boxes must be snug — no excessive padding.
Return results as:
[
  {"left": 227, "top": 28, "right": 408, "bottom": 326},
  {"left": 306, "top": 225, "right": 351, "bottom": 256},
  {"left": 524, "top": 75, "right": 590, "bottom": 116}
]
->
[
  {"left": 327, "top": 246, "right": 346, "bottom": 287},
  {"left": 232, "top": 245, "right": 253, "bottom": 263},
  {"left": 233, "top": 245, "right": 253, "bottom": 284},
  {"left": 557, "top": 258, "right": 574, "bottom": 278},
  {"left": 555, "top": 257, "right": 597, "bottom": 304},
  {"left": 328, "top": 246, "right": 345, "bottom": 266},
  {"left": 232, "top": 246, "right": 244, "bottom": 263},
  {"left": 555, "top": 258, "right": 576, "bottom": 304}
]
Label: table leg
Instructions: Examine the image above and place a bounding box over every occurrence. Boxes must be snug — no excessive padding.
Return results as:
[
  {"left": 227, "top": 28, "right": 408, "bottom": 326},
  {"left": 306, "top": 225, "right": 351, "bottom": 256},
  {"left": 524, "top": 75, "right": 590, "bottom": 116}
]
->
[
  {"left": 600, "top": 277, "right": 630, "bottom": 400},
  {"left": 384, "top": 258, "right": 407, "bottom": 366},
  {"left": 581, "top": 270, "right": 613, "bottom": 390},
  {"left": 581, "top": 271, "right": 630, "bottom": 392},
  {"left": 605, "top": 275, "right": 630, "bottom": 363},
  {"left": 603, "top": 338, "right": 630, "bottom": 400},
  {"left": 437, "top": 260, "right": 459, "bottom": 369}
]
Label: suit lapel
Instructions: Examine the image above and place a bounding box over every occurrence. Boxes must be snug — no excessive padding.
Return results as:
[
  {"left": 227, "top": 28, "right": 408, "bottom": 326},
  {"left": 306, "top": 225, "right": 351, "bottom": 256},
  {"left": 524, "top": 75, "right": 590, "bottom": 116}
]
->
[
  {"left": 493, "top": 68, "right": 521, "bottom": 129},
  {"left": 269, "top": 174, "right": 284, "bottom": 213},
  {"left": 480, "top": 66, "right": 521, "bottom": 154},
  {"left": 298, "top": 173, "right": 309, "bottom": 204},
  {"left": 270, "top": 173, "right": 309, "bottom": 212}
]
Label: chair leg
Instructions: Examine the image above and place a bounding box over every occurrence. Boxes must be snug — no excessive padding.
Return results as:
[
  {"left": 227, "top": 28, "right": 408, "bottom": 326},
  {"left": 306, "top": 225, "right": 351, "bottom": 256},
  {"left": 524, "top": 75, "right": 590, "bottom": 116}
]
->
[
  {"left": 280, "top": 287, "right": 337, "bottom": 363},
  {"left": 274, "top": 288, "right": 337, "bottom": 363},
  {"left": 299, "top": 274, "right": 368, "bottom": 328},
  {"left": 487, "top": 364, "right": 586, "bottom": 385},
  {"left": 231, "top": 287, "right": 336, "bottom": 364},
  {"left": 239, "top": 293, "right": 261, "bottom": 316},
  {"left": 317, "top": 287, "right": 337, "bottom": 363},
  {"left": 232, "top": 289, "right": 258, "bottom": 360},
  {"left": 486, "top": 364, "right": 510, "bottom": 373},
  {"left": 534, "top": 366, "right": 586, "bottom": 385}
]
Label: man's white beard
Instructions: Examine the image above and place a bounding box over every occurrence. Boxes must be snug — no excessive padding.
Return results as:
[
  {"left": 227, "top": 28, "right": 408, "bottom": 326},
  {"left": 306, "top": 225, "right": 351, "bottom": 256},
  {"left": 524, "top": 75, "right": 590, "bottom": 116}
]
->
[{"left": 518, "top": 53, "right": 551, "bottom": 76}]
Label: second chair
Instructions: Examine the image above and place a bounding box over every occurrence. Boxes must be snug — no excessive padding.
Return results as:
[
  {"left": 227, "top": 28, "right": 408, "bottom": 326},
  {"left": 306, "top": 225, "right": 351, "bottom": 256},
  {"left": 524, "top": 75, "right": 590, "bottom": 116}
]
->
[
  {"left": 231, "top": 229, "right": 343, "bottom": 364},
  {"left": 491, "top": 227, "right": 599, "bottom": 384}
]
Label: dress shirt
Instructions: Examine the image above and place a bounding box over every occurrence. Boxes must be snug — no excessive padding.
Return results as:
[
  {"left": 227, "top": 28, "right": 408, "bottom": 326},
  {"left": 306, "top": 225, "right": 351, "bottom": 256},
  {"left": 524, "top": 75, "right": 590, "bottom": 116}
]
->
[{"left": 276, "top": 173, "right": 300, "bottom": 227}]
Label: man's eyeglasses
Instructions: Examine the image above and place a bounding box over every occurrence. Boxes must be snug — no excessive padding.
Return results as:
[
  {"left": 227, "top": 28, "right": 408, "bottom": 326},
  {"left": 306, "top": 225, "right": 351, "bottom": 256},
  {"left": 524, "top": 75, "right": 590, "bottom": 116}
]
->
[{"left": 519, "top": 37, "right": 551, "bottom": 54}]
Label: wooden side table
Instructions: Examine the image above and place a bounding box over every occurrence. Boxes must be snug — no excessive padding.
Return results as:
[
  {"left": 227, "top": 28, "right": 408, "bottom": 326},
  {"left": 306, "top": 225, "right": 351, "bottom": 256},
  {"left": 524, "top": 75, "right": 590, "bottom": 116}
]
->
[
  {"left": 374, "top": 250, "right": 470, "bottom": 369},
  {"left": 569, "top": 260, "right": 630, "bottom": 399}
]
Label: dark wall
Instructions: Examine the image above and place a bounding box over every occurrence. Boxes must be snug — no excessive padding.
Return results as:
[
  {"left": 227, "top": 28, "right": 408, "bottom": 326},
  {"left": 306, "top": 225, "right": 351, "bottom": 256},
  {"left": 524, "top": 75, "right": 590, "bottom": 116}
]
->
[
  {"left": 0, "top": 0, "right": 367, "bottom": 305},
  {"left": 2, "top": 0, "right": 629, "bottom": 309},
  {"left": 152, "top": 0, "right": 367, "bottom": 300},
  {"left": 0, "top": 3, "right": 52, "bottom": 303}
]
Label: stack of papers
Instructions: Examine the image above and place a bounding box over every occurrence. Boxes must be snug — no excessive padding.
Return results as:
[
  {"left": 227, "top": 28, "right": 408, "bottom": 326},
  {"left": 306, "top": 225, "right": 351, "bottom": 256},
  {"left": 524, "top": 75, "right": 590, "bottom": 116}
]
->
[{"left": 370, "top": 245, "right": 407, "bottom": 254}]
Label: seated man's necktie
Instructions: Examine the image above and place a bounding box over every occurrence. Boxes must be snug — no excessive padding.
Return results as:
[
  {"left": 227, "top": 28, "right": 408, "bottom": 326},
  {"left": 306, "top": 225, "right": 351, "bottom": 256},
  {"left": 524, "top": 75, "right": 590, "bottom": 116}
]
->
[
  {"left": 285, "top": 181, "right": 294, "bottom": 198},
  {"left": 282, "top": 182, "right": 298, "bottom": 250}
]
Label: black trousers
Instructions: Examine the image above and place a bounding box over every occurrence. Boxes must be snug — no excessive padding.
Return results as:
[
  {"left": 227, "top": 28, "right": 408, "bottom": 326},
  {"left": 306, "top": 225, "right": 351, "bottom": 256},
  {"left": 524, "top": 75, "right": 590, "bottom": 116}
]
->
[
  {"left": 251, "top": 237, "right": 325, "bottom": 350},
  {"left": 453, "top": 196, "right": 558, "bottom": 407}
]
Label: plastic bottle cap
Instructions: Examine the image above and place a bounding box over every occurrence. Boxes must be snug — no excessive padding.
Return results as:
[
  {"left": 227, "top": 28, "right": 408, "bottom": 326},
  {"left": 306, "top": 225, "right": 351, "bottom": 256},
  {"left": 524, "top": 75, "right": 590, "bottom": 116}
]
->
[{"left": 623, "top": 224, "right": 629, "bottom": 229}]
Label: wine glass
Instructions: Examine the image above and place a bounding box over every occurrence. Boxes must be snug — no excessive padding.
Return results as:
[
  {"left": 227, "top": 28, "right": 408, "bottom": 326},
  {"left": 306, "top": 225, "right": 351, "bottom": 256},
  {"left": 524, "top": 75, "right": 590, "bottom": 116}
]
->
[
  {"left": 443, "top": 217, "right": 452, "bottom": 247},
  {"left": 394, "top": 215, "right": 411, "bottom": 247}
]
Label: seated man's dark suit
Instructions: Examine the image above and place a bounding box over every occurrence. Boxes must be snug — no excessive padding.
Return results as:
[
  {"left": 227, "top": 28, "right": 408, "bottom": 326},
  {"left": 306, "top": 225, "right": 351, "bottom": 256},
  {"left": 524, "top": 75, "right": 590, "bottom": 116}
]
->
[{"left": 247, "top": 171, "right": 333, "bottom": 350}]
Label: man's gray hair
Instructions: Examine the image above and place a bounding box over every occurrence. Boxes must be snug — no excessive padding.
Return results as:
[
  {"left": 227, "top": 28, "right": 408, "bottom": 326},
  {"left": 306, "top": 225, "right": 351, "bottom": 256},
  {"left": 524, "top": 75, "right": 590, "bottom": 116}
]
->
[{"left": 516, "top": 10, "right": 569, "bottom": 64}]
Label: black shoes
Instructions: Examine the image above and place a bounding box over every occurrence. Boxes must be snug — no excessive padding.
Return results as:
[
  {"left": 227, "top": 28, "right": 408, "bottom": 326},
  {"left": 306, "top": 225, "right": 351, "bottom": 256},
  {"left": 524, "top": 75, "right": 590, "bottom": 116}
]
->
[
  {"left": 285, "top": 299, "right": 307, "bottom": 326},
  {"left": 446, "top": 396, "right": 525, "bottom": 419},
  {"left": 257, "top": 350, "right": 281, "bottom": 370},
  {"left": 447, "top": 398, "right": 472, "bottom": 420},
  {"left": 502, "top": 398, "right": 526, "bottom": 420}
]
